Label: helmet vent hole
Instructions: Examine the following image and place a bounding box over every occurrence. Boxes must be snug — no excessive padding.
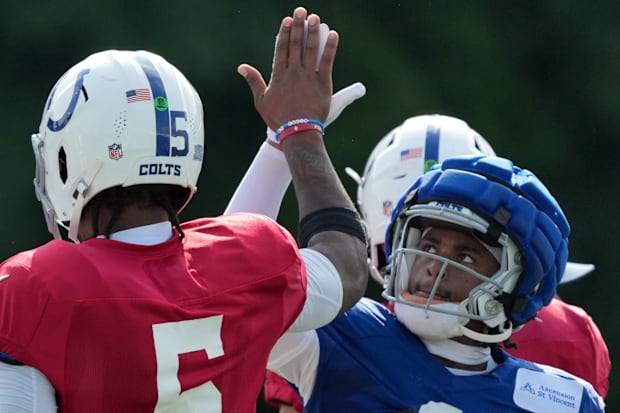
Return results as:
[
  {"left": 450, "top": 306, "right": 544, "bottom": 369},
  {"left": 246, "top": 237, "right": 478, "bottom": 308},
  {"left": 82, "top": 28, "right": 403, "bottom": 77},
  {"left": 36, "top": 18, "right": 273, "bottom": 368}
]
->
[
  {"left": 58, "top": 147, "right": 68, "bottom": 183},
  {"left": 114, "top": 110, "right": 128, "bottom": 139},
  {"left": 188, "top": 115, "right": 198, "bottom": 135}
]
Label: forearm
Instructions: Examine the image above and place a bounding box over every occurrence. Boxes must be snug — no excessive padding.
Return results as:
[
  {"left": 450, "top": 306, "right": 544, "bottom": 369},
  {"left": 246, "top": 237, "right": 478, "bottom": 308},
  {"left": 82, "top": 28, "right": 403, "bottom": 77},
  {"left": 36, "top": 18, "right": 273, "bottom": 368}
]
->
[
  {"left": 282, "top": 130, "right": 368, "bottom": 313},
  {"left": 239, "top": 9, "right": 368, "bottom": 315},
  {"left": 280, "top": 131, "right": 350, "bottom": 216}
]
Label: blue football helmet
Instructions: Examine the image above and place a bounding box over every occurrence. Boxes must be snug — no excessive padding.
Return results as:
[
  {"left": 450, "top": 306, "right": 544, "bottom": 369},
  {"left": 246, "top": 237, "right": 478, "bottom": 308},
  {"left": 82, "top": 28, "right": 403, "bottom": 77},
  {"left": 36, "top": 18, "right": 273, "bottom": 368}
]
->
[{"left": 384, "top": 155, "right": 570, "bottom": 343}]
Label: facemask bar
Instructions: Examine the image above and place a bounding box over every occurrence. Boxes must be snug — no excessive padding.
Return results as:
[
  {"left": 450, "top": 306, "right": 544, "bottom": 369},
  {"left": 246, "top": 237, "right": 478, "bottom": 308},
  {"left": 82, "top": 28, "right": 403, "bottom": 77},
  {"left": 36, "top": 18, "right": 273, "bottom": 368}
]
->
[
  {"left": 31, "top": 133, "right": 61, "bottom": 239},
  {"left": 384, "top": 247, "right": 505, "bottom": 321},
  {"left": 384, "top": 200, "right": 524, "bottom": 340}
]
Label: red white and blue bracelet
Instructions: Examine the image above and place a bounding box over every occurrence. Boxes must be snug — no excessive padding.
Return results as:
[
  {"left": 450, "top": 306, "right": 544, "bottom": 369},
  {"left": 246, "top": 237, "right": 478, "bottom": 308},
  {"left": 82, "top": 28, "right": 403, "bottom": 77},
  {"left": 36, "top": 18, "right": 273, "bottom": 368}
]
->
[{"left": 274, "top": 118, "right": 325, "bottom": 144}]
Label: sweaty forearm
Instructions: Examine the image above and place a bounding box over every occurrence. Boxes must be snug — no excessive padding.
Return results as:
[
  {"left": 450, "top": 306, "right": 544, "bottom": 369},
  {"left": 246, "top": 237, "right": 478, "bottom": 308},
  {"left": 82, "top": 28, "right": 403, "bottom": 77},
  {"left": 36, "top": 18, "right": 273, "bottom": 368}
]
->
[
  {"left": 281, "top": 131, "right": 352, "bottom": 216},
  {"left": 282, "top": 130, "right": 368, "bottom": 313}
]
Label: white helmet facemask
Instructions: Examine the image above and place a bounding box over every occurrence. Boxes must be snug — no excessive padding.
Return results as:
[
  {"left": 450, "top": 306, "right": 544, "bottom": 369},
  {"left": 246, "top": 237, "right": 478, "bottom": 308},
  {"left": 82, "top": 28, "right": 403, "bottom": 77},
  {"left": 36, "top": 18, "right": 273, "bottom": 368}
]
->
[{"left": 384, "top": 201, "right": 523, "bottom": 343}]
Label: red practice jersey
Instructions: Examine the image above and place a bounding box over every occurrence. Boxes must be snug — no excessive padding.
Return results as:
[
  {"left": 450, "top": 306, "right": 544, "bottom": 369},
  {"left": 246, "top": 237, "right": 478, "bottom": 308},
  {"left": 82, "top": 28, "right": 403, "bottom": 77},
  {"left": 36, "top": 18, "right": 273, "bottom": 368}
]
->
[
  {"left": 508, "top": 298, "right": 610, "bottom": 398},
  {"left": 0, "top": 213, "right": 307, "bottom": 412},
  {"left": 264, "top": 370, "right": 304, "bottom": 412}
]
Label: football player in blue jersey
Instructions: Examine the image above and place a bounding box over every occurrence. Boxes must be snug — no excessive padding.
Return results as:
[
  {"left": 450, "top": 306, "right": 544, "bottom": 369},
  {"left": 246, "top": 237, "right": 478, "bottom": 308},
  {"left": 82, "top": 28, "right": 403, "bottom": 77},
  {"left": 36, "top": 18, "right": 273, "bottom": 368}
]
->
[
  {"left": 261, "top": 114, "right": 610, "bottom": 413},
  {"left": 229, "top": 112, "right": 605, "bottom": 411}
]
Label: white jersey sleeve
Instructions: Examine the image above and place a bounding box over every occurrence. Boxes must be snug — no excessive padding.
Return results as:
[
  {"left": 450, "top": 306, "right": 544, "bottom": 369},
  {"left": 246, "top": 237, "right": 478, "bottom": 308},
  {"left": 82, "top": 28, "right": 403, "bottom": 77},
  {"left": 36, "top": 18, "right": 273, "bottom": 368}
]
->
[
  {"left": 265, "top": 248, "right": 349, "bottom": 406},
  {"left": 288, "top": 248, "right": 343, "bottom": 332},
  {"left": 224, "top": 142, "right": 344, "bottom": 332},
  {"left": 224, "top": 142, "right": 291, "bottom": 219},
  {"left": 267, "top": 330, "right": 320, "bottom": 405},
  {"left": 0, "top": 362, "right": 57, "bottom": 412}
]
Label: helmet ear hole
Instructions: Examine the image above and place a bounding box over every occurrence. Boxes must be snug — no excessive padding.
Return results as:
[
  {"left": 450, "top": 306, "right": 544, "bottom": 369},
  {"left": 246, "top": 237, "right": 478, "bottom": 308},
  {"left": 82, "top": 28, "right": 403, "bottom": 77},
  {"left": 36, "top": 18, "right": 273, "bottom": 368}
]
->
[{"left": 58, "top": 147, "right": 68, "bottom": 183}]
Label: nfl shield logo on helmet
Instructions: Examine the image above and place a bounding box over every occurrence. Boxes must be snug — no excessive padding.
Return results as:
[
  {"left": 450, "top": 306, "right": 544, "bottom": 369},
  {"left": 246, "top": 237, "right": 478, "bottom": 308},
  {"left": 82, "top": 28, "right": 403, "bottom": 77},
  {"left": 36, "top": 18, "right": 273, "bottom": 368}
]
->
[
  {"left": 382, "top": 200, "right": 393, "bottom": 216},
  {"left": 108, "top": 143, "right": 123, "bottom": 160}
]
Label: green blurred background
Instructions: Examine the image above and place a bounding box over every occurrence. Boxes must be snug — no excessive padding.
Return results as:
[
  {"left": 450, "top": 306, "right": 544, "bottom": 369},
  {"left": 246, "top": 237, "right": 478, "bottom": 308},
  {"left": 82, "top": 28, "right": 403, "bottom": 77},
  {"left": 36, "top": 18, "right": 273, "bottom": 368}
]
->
[{"left": 1, "top": 0, "right": 617, "bottom": 410}]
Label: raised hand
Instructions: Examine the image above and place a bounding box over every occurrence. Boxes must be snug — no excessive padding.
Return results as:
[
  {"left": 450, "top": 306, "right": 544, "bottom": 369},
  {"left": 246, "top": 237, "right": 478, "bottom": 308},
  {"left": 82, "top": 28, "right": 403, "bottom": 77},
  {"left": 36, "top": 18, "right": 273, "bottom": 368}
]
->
[{"left": 238, "top": 7, "right": 337, "bottom": 131}]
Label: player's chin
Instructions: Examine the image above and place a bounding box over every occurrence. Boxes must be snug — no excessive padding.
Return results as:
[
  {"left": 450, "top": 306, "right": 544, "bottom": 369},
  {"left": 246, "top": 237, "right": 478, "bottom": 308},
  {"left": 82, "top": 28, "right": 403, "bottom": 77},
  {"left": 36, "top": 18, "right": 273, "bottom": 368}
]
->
[{"left": 399, "top": 290, "right": 454, "bottom": 306}]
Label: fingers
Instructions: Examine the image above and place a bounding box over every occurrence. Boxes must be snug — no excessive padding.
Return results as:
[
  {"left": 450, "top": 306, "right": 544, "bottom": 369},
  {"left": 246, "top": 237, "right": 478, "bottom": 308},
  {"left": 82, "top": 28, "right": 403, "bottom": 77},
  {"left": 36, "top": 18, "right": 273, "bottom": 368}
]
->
[
  {"left": 246, "top": 6, "right": 336, "bottom": 130},
  {"left": 273, "top": 7, "right": 333, "bottom": 76},
  {"left": 288, "top": 7, "right": 308, "bottom": 67},
  {"left": 332, "top": 83, "right": 367, "bottom": 108},
  {"left": 272, "top": 16, "right": 293, "bottom": 79},
  {"left": 317, "top": 30, "right": 339, "bottom": 78},
  {"left": 237, "top": 64, "right": 267, "bottom": 106},
  {"left": 325, "top": 82, "right": 367, "bottom": 127},
  {"left": 316, "top": 23, "right": 330, "bottom": 70},
  {"left": 303, "top": 14, "right": 322, "bottom": 70},
  {"left": 273, "top": 7, "right": 307, "bottom": 79}
]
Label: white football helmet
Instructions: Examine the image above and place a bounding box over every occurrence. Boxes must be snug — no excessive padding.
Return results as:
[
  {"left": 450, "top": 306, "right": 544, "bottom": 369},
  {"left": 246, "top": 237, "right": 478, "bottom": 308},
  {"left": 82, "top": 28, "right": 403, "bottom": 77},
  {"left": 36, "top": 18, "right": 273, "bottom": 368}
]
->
[
  {"left": 345, "top": 114, "right": 496, "bottom": 283},
  {"left": 31, "top": 50, "right": 204, "bottom": 242}
]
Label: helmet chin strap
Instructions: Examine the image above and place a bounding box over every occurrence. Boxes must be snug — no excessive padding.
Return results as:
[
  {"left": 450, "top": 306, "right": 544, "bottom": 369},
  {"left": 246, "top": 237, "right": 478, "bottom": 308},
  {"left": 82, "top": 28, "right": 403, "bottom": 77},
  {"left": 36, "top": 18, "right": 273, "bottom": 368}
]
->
[
  {"left": 460, "top": 321, "right": 513, "bottom": 343},
  {"left": 460, "top": 291, "right": 513, "bottom": 343},
  {"left": 67, "top": 160, "right": 102, "bottom": 243},
  {"left": 395, "top": 295, "right": 513, "bottom": 344}
]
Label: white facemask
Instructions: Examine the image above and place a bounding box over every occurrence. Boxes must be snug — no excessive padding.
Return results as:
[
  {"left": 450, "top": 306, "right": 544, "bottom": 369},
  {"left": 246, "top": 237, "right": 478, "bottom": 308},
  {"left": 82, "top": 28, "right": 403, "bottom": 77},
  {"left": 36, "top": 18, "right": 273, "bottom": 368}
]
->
[{"left": 394, "top": 301, "right": 469, "bottom": 340}]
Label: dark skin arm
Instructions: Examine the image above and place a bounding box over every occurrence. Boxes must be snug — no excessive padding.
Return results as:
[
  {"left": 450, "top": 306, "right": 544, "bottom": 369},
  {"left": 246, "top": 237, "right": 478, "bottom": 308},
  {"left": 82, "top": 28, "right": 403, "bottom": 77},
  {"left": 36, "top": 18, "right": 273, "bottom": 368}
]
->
[{"left": 238, "top": 7, "right": 367, "bottom": 315}]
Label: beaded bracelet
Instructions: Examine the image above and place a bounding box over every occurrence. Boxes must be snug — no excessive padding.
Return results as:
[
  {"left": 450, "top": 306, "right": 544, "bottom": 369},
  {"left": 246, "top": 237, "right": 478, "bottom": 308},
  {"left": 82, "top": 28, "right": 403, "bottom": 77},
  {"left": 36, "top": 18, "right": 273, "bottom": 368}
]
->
[{"left": 274, "top": 118, "right": 325, "bottom": 143}]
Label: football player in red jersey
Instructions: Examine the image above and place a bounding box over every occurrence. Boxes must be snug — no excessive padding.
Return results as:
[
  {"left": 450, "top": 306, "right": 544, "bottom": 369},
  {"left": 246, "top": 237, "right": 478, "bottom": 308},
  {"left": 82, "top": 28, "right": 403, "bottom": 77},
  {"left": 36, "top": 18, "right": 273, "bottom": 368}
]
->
[{"left": 0, "top": 7, "right": 367, "bottom": 412}]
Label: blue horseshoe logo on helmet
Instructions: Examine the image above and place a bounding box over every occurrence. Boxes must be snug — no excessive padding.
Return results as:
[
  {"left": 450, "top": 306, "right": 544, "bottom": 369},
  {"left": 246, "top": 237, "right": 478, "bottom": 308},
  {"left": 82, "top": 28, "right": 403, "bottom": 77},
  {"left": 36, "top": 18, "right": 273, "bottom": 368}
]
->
[{"left": 47, "top": 68, "right": 90, "bottom": 132}]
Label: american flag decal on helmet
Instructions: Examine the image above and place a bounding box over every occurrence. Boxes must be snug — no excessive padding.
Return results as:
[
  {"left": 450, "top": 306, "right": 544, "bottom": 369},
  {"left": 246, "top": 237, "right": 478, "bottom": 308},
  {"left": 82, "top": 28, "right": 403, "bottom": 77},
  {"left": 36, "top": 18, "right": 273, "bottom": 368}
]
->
[
  {"left": 400, "top": 147, "right": 422, "bottom": 161},
  {"left": 126, "top": 88, "right": 152, "bottom": 103},
  {"left": 108, "top": 143, "right": 123, "bottom": 160}
]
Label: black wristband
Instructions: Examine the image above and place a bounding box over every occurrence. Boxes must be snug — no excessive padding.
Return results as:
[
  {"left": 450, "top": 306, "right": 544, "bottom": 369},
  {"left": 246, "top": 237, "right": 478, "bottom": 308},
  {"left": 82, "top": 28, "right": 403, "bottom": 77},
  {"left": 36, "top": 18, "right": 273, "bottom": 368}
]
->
[{"left": 298, "top": 207, "right": 367, "bottom": 248}]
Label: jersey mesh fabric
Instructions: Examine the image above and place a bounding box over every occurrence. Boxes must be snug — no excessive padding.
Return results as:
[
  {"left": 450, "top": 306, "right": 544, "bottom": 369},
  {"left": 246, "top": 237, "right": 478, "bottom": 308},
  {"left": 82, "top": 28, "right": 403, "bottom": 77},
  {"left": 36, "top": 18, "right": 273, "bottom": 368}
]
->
[
  {"left": 508, "top": 298, "right": 610, "bottom": 398},
  {"left": 303, "top": 298, "right": 602, "bottom": 412},
  {"left": 264, "top": 370, "right": 304, "bottom": 412},
  {"left": 0, "top": 213, "right": 306, "bottom": 413}
]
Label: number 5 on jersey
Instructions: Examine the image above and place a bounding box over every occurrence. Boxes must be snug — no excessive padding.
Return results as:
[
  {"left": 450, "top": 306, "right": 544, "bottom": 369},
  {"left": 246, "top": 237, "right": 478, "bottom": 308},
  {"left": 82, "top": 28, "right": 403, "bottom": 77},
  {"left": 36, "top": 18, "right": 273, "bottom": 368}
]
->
[{"left": 152, "top": 316, "right": 224, "bottom": 412}]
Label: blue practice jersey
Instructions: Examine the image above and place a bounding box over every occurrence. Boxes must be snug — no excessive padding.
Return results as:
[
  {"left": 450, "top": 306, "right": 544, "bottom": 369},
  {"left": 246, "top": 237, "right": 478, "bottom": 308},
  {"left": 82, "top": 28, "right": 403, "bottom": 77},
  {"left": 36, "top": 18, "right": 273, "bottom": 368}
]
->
[{"left": 305, "top": 298, "right": 604, "bottom": 413}]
